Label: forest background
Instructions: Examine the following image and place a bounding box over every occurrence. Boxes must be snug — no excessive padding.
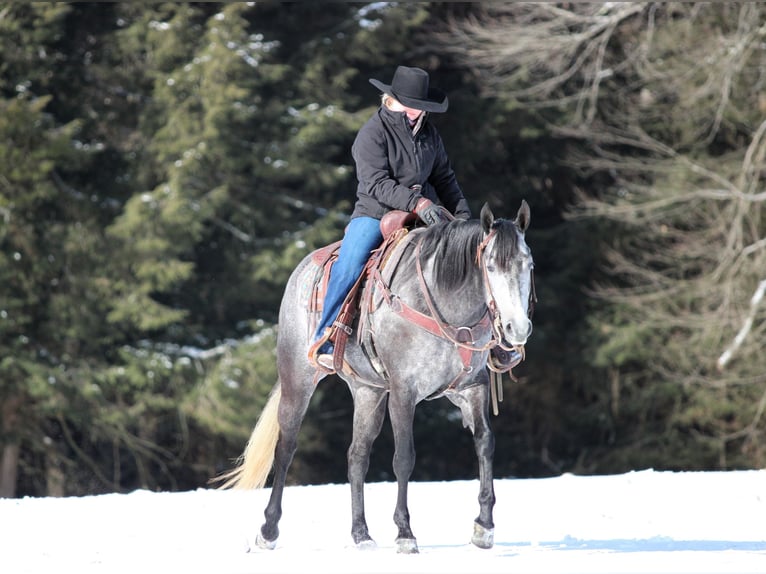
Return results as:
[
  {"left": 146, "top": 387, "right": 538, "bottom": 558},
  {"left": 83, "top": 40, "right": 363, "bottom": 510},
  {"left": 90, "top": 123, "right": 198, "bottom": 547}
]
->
[{"left": 1, "top": 2, "right": 764, "bottom": 498}]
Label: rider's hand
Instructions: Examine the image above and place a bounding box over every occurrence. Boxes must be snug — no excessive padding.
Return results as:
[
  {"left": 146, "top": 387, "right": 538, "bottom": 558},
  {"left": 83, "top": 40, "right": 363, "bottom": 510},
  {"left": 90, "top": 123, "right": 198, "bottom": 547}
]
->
[{"left": 414, "top": 198, "right": 449, "bottom": 226}]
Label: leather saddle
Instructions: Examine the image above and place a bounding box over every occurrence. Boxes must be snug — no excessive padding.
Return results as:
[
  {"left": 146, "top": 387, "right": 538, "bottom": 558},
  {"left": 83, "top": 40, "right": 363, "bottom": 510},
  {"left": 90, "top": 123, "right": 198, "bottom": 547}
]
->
[{"left": 307, "top": 211, "right": 419, "bottom": 373}]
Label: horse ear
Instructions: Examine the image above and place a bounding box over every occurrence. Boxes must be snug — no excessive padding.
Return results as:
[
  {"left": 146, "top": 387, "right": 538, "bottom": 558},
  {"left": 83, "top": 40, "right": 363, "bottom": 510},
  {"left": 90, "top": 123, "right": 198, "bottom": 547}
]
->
[
  {"left": 515, "top": 200, "right": 531, "bottom": 233},
  {"left": 480, "top": 203, "right": 494, "bottom": 234}
]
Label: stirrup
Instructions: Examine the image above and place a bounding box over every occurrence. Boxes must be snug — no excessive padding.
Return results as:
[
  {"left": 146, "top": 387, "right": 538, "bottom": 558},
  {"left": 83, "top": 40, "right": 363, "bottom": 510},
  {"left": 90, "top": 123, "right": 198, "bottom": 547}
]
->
[
  {"left": 308, "top": 331, "right": 335, "bottom": 373},
  {"left": 316, "top": 354, "right": 335, "bottom": 372}
]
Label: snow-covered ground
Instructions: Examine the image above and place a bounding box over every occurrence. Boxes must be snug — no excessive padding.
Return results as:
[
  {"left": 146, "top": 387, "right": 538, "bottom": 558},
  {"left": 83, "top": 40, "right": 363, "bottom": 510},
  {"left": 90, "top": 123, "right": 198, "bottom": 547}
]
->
[{"left": 2, "top": 470, "right": 764, "bottom": 573}]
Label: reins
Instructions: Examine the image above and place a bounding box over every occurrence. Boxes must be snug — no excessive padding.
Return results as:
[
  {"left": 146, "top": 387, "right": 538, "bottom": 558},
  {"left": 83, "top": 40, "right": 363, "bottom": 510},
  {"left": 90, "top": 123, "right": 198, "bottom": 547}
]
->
[
  {"left": 413, "top": 237, "right": 497, "bottom": 356},
  {"left": 475, "top": 228, "right": 510, "bottom": 351},
  {"left": 369, "top": 219, "right": 534, "bottom": 414},
  {"left": 477, "top": 225, "right": 538, "bottom": 412},
  {"left": 476, "top": 227, "right": 517, "bottom": 414},
  {"left": 402, "top": 227, "right": 530, "bottom": 413}
]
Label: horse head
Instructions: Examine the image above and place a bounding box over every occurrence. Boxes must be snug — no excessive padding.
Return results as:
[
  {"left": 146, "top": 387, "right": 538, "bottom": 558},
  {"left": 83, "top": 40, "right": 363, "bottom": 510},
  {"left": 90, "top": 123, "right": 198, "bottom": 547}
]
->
[{"left": 478, "top": 202, "right": 534, "bottom": 354}]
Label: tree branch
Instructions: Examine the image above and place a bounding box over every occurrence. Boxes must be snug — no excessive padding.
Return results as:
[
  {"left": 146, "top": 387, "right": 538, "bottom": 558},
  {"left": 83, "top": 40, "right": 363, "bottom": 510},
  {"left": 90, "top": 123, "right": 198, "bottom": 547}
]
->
[{"left": 717, "top": 279, "right": 766, "bottom": 370}]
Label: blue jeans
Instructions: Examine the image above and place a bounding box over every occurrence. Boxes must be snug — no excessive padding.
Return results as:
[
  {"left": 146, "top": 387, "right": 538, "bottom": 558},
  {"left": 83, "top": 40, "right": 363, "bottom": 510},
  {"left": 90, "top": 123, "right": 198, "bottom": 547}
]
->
[{"left": 314, "top": 216, "right": 383, "bottom": 343}]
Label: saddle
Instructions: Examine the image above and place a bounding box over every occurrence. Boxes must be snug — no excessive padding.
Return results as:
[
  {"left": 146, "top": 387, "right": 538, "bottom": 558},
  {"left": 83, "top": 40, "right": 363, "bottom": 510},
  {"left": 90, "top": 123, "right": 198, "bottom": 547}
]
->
[{"left": 308, "top": 211, "right": 419, "bottom": 374}]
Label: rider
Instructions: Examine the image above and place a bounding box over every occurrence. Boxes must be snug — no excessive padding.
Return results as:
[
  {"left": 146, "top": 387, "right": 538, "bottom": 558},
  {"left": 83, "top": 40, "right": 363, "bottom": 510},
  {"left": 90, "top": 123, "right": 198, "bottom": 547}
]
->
[{"left": 309, "top": 65, "right": 472, "bottom": 370}]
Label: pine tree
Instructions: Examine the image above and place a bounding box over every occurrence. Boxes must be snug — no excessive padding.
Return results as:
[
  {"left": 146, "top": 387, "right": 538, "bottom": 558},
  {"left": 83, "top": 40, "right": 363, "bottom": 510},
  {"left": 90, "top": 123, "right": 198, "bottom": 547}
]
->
[{"left": 0, "top": 2, "right": 110, "bottom": 495}]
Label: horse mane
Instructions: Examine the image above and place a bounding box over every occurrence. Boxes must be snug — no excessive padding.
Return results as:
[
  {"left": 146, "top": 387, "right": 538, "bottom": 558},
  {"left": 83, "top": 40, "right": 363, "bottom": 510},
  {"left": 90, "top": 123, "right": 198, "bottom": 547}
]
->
[{"left": 418, "top": 217, "right": 520, "bottom": 291}]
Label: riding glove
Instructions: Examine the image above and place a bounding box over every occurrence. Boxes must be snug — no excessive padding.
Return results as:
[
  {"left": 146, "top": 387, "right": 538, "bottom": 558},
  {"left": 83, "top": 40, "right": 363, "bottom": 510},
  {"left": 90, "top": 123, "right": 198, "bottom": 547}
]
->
[{"left": 414, "top": 198, "right": 449, "bottom": 226}]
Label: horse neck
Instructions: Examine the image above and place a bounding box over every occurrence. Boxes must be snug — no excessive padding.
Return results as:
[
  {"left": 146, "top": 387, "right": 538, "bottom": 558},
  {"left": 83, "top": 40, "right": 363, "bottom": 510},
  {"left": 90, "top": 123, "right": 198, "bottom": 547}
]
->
[
  {"left": 426, "top": 257, "right": 486, "bottom": 326},
  {"left": 394, "top": 227, "right": 487, "bottom": 327}
]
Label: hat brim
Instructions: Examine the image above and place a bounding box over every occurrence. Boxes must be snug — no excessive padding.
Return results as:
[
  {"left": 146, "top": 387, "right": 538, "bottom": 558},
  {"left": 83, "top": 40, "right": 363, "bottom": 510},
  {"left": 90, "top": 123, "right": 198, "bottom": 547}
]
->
[{"left": 369, "top": 78, "right": 449, "bottom": 113}]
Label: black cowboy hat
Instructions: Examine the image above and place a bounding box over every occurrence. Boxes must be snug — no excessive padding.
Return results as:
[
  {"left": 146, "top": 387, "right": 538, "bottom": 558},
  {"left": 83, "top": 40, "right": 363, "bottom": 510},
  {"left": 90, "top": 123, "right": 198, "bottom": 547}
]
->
[{"left": 369, "top": 66, "right": 448, "bottom": 113}]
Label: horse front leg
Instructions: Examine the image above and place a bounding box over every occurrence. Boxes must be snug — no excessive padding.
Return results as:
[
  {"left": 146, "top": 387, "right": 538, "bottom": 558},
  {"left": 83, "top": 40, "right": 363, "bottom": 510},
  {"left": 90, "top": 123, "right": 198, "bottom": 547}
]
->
[
  {"left": 388, "top": 386, "right": 418, "bottom": 554},
  {"left": 449, "top": 381, "right": 496, "bottom": 549},
  {"left": 471, "top": 407, "right": 496, "bottom": 549},
  {"left": 347, "top": 386, "right": 388, "bottom": 548}
]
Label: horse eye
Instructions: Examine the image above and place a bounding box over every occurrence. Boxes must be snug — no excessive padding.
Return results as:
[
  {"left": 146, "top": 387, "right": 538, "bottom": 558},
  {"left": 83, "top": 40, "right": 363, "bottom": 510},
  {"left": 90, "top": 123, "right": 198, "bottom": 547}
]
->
[{"left": 486, "top": 264, "right": 496, "bottom": 273}]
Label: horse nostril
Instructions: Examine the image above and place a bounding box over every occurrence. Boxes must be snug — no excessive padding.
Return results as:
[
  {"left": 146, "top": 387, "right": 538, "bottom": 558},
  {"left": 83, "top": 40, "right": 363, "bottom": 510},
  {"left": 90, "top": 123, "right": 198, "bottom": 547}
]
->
[{"left": 505, "top": 320, "right": 533, "bottom": 342}]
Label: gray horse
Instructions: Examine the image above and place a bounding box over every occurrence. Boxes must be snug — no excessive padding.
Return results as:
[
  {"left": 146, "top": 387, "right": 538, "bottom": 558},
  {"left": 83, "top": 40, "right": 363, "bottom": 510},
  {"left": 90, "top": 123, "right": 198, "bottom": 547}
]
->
[{"left": 220, "top": 202, "right": 534, "bottom": 553}]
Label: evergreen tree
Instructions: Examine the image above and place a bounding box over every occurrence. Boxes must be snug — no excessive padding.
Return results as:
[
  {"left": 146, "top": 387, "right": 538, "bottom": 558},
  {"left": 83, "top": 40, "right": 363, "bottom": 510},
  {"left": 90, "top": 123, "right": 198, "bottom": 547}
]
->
[
  {"left": 103, "top": 2, "right": 442, "bottom": 486},
  {"left": 2, "top": 1, "right": 579, "bottom": 495},
  {"left": 0, "top": 2, "right": 119, "bottom": 495}
]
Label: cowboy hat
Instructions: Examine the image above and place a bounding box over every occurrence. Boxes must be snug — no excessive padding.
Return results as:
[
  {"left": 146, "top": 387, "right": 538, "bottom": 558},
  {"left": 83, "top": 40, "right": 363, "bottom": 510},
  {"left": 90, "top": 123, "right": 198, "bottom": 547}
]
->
[{"left": 369, "top": 66, "right": 448, "bottom": 113}]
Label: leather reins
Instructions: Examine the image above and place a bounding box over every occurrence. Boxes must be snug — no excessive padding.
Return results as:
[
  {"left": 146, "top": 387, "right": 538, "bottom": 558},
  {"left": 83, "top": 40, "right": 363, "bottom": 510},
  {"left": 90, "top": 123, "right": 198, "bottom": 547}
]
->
[{"left": 382, "top": 226, "right": 534, "bottom": 406}]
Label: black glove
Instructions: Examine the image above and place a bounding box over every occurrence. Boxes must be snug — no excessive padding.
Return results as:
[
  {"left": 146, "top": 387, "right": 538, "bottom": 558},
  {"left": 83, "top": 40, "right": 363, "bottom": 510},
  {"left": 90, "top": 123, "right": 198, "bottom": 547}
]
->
[{"left": 414, "top": 198, "right": 450, "bottom": 226}]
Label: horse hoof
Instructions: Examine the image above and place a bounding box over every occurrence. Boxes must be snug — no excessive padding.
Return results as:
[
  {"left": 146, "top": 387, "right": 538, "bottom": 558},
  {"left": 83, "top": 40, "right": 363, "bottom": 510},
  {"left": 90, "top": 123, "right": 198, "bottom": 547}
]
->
[
  {"left": 395, "top": 537, "right": 419, "bottom": 554},
  {"left": 471, "top": 521, "right": 494, "bottom": 549},
  {"left": 254, "top": 532, "right": 277, "bottom": 550},
  {"left": 356, "top": 539, "right": 377, "bottom": 551}
]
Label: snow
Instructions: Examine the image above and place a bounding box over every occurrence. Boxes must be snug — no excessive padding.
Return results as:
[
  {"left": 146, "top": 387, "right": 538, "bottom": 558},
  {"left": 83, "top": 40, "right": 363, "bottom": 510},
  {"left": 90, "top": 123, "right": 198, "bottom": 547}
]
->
[{"left": 1, "top": 470, "right": 765, "bottom": 573}]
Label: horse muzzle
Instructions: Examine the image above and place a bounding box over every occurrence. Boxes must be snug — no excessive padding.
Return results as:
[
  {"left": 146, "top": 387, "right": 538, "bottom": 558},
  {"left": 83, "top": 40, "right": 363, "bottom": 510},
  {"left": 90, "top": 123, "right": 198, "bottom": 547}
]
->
[{"left": 503, "top": 318, "right": 532, "bottom": 348}]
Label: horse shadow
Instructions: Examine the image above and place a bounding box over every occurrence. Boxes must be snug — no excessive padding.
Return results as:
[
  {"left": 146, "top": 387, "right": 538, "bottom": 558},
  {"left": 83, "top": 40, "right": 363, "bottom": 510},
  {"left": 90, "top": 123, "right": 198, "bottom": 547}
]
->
[{"left": 492, "top": 536, "right": 766, "bottom": 554}]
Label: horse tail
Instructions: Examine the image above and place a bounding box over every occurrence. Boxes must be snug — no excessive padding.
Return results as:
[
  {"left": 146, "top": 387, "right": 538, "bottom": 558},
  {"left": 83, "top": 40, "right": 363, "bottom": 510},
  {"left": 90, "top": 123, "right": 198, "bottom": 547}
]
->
[{"left": 215, "top": 382, "right": 281, "bottom": 490}]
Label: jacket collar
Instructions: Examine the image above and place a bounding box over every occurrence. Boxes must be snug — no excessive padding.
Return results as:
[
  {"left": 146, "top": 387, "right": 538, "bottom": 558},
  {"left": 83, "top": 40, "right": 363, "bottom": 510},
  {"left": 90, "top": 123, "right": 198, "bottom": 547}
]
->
[{"left": 380, "top": 106, "right": 428, "bottom": 135}]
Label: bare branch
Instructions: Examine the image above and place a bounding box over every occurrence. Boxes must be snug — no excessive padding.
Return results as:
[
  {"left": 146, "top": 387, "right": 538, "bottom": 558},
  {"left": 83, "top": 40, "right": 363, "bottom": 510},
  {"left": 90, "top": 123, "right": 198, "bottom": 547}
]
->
[
  {"left": 443, "top": 2, "right": 766, "bottom": 392},
  {"left": 717, "top": 279, "right": 766, "bottom": 370}
]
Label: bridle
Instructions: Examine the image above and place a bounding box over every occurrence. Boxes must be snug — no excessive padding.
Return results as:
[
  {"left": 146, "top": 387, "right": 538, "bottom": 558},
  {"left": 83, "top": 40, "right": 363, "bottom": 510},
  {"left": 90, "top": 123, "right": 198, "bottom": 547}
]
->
[
  {"left": 475, "top": 225, "right": 537, "bottom": 412},
  {"left": 384, "top": 224, "right": 535, "bottom": 405},
  {"left": 475, "top": 226, "right": 537, "bottom": 356}
]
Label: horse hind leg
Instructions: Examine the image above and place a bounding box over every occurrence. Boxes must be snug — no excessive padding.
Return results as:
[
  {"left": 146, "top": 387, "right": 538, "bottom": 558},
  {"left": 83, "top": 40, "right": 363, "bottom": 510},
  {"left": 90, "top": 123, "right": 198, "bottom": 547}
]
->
[
  {"left": 243, "top": 255, "right": 323, "bottom": 549},
  {"left": 256, "top": 364, "right": 317, "bottom": 549},
  {"left": 216, "top": 381, "right": 285, "bottom": 549}
]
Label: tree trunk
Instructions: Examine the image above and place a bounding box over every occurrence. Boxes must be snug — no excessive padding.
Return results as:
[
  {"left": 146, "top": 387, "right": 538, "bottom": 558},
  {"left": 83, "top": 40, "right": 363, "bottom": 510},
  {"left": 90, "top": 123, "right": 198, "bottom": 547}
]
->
[
  {"left": 1, "top": 395, "right": 23, "bottom": 498},
  {"left": 0, "top": 442, "right": 20, "bottom": 498},
  {"left": 46, "top": 460, "right": 66, "bottom": 497}
]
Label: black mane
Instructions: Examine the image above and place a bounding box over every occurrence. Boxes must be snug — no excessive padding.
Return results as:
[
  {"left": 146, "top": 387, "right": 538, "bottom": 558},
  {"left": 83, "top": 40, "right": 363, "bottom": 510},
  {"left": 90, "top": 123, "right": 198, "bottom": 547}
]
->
[{"left": 418, "top": 218, "right": 520, "bottom": 291}]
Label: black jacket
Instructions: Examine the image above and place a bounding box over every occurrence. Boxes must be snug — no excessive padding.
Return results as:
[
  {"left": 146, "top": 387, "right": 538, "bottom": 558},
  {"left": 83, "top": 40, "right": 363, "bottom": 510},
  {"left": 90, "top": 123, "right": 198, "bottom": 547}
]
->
[{"left": 350, "top": 106, "right": 471, "bottom": 220}]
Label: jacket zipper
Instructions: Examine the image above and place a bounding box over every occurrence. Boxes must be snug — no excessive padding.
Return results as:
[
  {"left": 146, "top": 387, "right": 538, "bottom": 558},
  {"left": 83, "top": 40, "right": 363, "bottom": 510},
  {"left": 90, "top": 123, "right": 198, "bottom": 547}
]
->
[{"left": 409, "top": 115, "right": 423, "bottom": 180}]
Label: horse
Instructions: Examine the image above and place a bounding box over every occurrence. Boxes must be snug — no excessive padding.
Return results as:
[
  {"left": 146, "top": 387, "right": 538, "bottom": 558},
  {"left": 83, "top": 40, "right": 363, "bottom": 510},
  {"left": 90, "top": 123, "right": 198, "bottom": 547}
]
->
[{"left": 219, "top": 201, "right": 535, "bottom": 554}]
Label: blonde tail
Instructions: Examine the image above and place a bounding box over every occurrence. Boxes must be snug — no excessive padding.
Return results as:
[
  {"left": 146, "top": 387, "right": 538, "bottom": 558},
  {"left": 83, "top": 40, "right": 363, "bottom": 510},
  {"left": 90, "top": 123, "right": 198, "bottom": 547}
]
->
[{"left": 216, "top": 385, "right": 281, "bottom": 490}]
